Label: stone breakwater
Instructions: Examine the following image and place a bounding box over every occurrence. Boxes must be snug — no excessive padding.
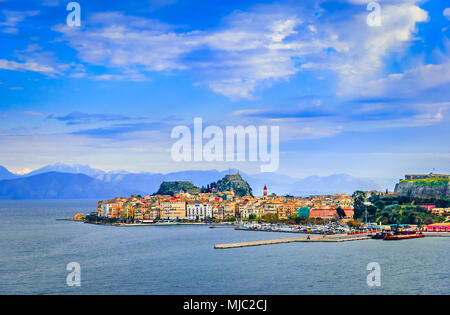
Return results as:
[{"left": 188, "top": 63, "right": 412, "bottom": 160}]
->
[
  {"left": 214, "top": 234, "right": 371, "bottom": 249},
  {"left": 214, "top": 232, "right": 450, "bottom": 249}
]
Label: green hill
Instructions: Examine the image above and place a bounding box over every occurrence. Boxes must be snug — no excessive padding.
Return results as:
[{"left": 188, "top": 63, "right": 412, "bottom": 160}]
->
[
  {"left": 156, "top": 181, "right": 200, "bottom": 195},
  {"left": 215, "top": 172, "right": 253, "bottom": 197}
]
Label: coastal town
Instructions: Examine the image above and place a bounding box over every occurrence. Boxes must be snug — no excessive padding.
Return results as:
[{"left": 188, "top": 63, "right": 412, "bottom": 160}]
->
[
  {"left": 93, "top": 185, "right": 355, "bottom": 222},
  {"left": 73, "top": 172, "right": 450, "bottom": 236}
]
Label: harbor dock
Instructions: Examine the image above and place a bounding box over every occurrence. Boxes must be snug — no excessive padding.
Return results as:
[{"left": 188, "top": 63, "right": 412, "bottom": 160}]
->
[
  {"left": 423, "top": 232, "right": 450, "bottom": 237},
  {"left": 214, "top": 233, "right": 371, "bottom": 249}
]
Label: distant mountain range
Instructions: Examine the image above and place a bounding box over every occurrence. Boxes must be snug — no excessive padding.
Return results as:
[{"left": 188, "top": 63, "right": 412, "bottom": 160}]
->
[
  {"left": 0, "top": 163, "right": 394, "bottom": 200},
  {"left": 0, "top": 166, "right": 20, "bottom": 180},
  {"left": 0, "top": 172, "right": 144, "bottom": 200},
  {"left": 25, "top": 163, "right": 108, "bottom": 177}
]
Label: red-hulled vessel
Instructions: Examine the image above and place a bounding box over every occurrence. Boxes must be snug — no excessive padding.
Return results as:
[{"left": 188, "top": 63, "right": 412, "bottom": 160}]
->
[
  {"left": 383, "top": 231, "right": 424, "bottom": 240},
  {"left": 372, "top": 227, "right": 425, "bottom": 240}
]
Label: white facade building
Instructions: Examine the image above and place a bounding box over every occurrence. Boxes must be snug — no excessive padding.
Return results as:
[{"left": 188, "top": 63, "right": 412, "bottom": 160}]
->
[
  {"left": 100, "top": 203, "right": 119, "bottom": 217},
  {"left": 187, "top": 204, "right": 212, "bottom": 221}
]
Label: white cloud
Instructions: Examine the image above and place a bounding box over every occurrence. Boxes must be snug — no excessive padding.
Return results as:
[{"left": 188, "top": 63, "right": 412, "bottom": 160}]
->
[
  {"left": 49, "top": 1, "right": 431, "bottom": 101},
  {"left": 0, "top": 44, "right": 72, "bottom": 76},
  {"left": 92, "top": 72, "right": 148, "bottom": 82},
  {"left": 0, "top": 10, "right": 39, "bottom": 34},
  {"left": 42, "top": 0, "right": 60, "bottom": 7},
  {"left": 53, "top": 9, "right": 307, "bottom": 99},
  {"left": 53, "top": 13, "right": 200, "bottom": 72},
  {"left": 362, "top": 62, "right": 450, "bottom": 98},
  {"left": 0, "top": 0, "right": 434, "bottom": 101},
  {"left": 301, "top": 3, "right": 429, "bottom": 97},
  {"left": 0, "top": 58, "right": 58, "bottom": 74},
  {"left": 0, "top": 44, "right": 87, "bottom": 77},
  {"left": 23, "top": 111, "right": 46, "bottom": 117},
  {"left": 444, "top": 8, "right": 450, "bottom": 19}
]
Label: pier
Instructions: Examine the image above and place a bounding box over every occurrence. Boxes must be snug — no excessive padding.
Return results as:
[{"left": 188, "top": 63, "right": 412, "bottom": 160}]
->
[
  {"left": 214, "top": 233, "right": 371, "bottom": 249},
  {"left": 423, "top": 232, "right": 450, "bottom": 237}
]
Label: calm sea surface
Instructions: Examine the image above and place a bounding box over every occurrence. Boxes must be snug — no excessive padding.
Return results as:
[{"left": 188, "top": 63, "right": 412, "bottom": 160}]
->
[{"left": 0, "top": 200, "right": 448, "bottom": 295}]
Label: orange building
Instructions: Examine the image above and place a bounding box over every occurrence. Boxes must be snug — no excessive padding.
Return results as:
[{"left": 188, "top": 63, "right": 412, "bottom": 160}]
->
[
  {"left": 309, "top": 208, "right": 354, "bottom": 219},
  {"left": 426, "top": 223, "right": 450, "bottom": 232},
  {"left": 160, "top": 200, "right": 187, "bottom": 220}
]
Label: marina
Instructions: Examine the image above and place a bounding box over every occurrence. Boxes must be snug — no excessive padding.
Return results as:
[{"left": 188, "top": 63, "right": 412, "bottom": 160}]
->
[{"left": 234, "top": 222, "right": 360, "bottom": 234}]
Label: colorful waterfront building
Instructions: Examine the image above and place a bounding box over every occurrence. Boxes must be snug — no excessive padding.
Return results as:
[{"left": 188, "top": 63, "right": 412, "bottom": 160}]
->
[
  {"left": 100, "top": 202, "right": 121, "bottom": 218},
  {"left": 420, "top": 205, "right": 436, "bottom": 211},
  {"left": 309, "top": 208, "right": 354, "bottom": 219},
  {"left": 119, "top": 204, "right": 134, "bottom": 219},
  {"left": 298, "top": 206, "right": 310, "bottom": 218},
  {"left": 430, "top": 208, "right": 450, "bottom": 216},
  {"left": 160, "top": 200, "right": 187, "bottom": 220},
  {"left": 187, "top": 204, "right": 212, "bottom": 221},
  {"left": 426, "top": 223, "right": 450, "bottom": 232}
]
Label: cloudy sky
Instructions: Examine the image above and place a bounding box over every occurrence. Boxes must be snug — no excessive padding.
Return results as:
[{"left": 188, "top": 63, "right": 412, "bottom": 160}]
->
[{"left": 0, "top": 0, "right": 449, "bottom": 179}]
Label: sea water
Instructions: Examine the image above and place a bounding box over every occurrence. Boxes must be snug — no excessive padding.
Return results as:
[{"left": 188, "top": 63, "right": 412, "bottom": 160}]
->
[{"left": 0, "top": 200, "right": 448, "bottom": 294}]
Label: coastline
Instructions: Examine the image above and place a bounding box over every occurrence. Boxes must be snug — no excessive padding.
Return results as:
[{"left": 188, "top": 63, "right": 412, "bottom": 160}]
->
[{"left": 64, "top": 219, "right": 237, "bottom": 227}]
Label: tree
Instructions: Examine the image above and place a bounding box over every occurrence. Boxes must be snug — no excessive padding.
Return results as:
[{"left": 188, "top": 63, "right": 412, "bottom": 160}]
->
[
  {"left": 336, "top": 206, "right": 346, "bottom": 218},
  {"left": 423, "top": 217, "right": 433, "bottom": 225},
  {"left": 352, "top": 190, "right": 366, "bottom": 219},
  {"left": 262, "top": 213, "right": 278, "bottom": 223},
  {"left": 347, "top": 220, "right": 361, "bottom": 228}
]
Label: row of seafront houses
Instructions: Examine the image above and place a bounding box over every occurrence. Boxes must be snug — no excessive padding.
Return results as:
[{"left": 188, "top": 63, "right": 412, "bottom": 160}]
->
[{"left": 97, "top": 188, "right": 355, "bottom": 222}]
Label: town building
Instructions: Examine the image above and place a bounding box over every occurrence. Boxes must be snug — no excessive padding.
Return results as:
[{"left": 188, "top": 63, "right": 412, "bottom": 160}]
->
[
  {"left": 160, "top": 200, "right": 187, "bottom": 220},
  {"left": 100, "top": 202, "right": 120, "bottom": 218},
  {"left": 94, "top": 190, "right": 355, "bottom": 222},
  {"left": 187, "top": 204, "right": 212, "bottom": 221},
  {"left": 309, "top": 208, "right": 354, "bottom": 219},
  {"left": 298, "top": 206, "right": 310, "bottom": 218},
  {"left": 430, "top": 208, "right": 450, "bottom": 217},
  {"left": 426, "top": 223, "right": 450, "bottom": 232}
]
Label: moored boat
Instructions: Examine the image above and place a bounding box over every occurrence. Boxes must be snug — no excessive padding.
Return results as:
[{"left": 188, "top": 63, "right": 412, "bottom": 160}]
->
[{"left": 383, "top": 232, "right": 424, "bottom": 240}]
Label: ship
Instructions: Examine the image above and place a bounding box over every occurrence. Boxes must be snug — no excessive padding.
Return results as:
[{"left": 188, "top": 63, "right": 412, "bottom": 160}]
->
[
  {"left": 383, "top": 232, "right": 425, "bottom": 240},
  {"left": 372, "top": 225, "right": 425, "bottom": 240}
]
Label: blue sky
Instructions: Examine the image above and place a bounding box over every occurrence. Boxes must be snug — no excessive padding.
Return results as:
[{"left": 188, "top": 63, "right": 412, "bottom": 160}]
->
[{"left": 0, "top": 0, "right": 449, "bottom": 179}]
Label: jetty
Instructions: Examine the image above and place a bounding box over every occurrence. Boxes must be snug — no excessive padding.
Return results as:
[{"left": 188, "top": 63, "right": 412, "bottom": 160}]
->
[
  {"left": 214, "top": 233, "right": 371, "bottom": 249},
  {"left": 423, "top": 232, "right": 450, "bottom": 237}
]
